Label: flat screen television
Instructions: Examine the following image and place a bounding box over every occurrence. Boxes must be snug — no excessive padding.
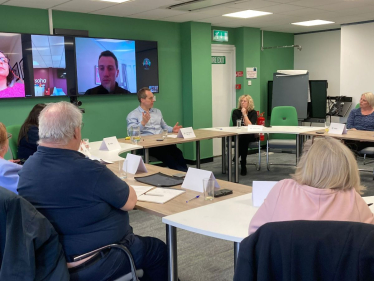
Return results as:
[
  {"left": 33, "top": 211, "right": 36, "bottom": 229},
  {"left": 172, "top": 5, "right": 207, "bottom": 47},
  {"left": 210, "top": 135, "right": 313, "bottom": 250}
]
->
[
  {"left": 0, "top": 32, "right": 26, "bottom": 99},
  {"left": 0, "top": 31, "right": 159, "bottom": 99},
  {"left": 75, "top": 37, "right": 159, "bottom": 95}
]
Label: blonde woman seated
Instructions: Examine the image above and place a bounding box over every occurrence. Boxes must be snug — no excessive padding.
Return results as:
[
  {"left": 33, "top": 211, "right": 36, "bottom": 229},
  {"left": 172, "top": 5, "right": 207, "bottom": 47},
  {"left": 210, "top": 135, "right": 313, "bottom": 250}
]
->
[
  {"left": 232, "top": 95, "right": 257, "bottom": 176},
  {"left": 249, "top": 137, "right": 374, "bottom": 235}
]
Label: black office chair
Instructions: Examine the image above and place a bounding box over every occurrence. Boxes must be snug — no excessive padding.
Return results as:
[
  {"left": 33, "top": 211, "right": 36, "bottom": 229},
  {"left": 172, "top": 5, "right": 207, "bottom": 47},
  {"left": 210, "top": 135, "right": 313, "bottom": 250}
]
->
[
  {"left": 234, "top": 220, "right": 374, "bottom": 281},
  {"left": 0, "top": 187, "right": 70, "bottom": 281},
  {"left": 74, "top": 244, "right": 144, "bottom": 281},
  {"left": 229, "top": 108, "right": 261, "bottom": 171}
]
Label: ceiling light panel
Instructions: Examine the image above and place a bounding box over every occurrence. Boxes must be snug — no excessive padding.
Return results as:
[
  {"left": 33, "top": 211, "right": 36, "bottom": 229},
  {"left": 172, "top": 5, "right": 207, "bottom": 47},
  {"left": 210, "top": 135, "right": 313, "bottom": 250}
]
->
[
  {"left": 223, "top": 9, "right": 272, "bottom": 18},
  {"left": 292, "top": 19, "right": 335, "bottom": 26}
]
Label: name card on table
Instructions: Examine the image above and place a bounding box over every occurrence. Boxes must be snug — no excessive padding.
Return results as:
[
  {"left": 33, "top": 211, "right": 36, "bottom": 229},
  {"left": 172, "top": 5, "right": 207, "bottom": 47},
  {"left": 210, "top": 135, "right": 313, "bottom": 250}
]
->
[
  {"left": 177, "top": 127, "right": 196, "bottom": 139},
  {"left": 247, "top": 125, "right": 264, "bottom": 131},
  {"left": 181, "top": 167, "right": 219, "bottom": 192},
  {"left": 329, "top": 123, "right": 347, "bottom": 135},
  {"left": 252, "top": 181, "right": 278, "bottom": 207},
  {"left": 125, "top": 154, "right": 148, "bottom": 174},
  {"left": 99, "top": 136, "right": 121, "bottom": 151}
]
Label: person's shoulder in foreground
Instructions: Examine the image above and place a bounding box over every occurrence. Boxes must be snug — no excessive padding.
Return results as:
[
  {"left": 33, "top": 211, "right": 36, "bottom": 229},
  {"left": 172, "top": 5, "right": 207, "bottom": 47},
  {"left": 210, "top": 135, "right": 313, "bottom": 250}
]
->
[{"left": 248, "top": 137, "right": 374, "bottom": 235}]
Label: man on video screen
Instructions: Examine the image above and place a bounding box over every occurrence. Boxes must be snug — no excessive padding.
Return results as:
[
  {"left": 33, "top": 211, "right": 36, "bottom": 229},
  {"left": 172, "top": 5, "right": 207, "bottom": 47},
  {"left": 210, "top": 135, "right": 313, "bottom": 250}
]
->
[{"left": 85, "top": 50, "right": 131, "bottom": 95}]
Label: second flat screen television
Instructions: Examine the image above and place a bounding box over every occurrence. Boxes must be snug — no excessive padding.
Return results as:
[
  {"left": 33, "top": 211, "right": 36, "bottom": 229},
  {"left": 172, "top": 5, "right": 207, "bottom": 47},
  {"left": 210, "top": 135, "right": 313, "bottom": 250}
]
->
[{"left": 75, "top": 37, "right": 159, "bottom": 95}]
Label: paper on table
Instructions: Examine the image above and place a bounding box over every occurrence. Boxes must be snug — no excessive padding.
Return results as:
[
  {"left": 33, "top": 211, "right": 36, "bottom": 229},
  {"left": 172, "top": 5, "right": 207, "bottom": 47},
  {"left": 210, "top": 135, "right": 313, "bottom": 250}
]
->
[
  {"left": 252, "top": 181, "right": 278, "bottom": 207},
  {"left": 131, "top": 185, "right": 154, "bottom": 197},
  {"left": 167, "top": 135, "right": 178, "bottom": 138},
  {"left": 138, "top": 188, "right": 185, "bottom": 204}
]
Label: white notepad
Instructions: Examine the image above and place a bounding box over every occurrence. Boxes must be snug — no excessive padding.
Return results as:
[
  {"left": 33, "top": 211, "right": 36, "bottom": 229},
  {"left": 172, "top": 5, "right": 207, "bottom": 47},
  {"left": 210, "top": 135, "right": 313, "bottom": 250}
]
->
[
  {"left": 131, "top": 185, "right": 154, "bottom": 197},
  {"left": 138, "top": 188, "right": 185, "bottom": 204}
]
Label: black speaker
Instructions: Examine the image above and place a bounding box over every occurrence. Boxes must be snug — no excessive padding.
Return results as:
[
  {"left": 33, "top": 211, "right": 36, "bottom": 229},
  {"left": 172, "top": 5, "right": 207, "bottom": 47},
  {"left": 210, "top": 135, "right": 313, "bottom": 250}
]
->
[{"left": 53, "top": 28, "right": 89, "bottom": 37}]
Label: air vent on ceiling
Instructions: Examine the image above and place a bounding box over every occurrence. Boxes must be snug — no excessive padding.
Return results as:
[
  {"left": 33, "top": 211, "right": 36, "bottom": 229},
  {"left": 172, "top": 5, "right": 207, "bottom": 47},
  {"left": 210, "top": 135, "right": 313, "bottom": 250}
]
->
[{"left": 168, "top": 0, "right": 243, "bottom": 12}]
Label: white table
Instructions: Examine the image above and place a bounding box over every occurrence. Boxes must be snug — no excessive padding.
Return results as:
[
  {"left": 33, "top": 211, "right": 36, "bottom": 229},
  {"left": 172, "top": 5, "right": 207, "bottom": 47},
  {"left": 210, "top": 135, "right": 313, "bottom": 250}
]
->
[
  {"left": 202, "top": 126, "right": 322, "bottom": 181},
  {"left": 162, "top": 193, "right": 374, "bottom": 278},
  {"left": 88, "top": 141, "right": 143, "bottom": 162}
]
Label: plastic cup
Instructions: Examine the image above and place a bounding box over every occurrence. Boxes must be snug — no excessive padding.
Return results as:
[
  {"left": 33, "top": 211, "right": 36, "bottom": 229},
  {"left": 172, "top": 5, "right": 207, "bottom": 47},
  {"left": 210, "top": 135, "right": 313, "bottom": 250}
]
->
[
  {"left": 203, "top": 178, "right": 214, "bottom": 201},
  {"left": 83, "top": 138, "right": 90, "bottom": 149},
  {"left": 162, "top": 129, "right": 168, "bottom": 139},
  {"left": 237, "top": 119, "right": 241, "bottom": 128},
  {"left": 118, "top": 159, "right": 127, "bottom": 179}
]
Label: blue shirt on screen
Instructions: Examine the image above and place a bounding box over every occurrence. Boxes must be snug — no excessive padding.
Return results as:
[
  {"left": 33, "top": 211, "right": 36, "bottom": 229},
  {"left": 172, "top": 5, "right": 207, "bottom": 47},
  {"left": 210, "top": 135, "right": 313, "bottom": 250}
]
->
[
  {"left": 18, "top": 146, "right": 133, "bottom": 260},
  {"left": 346, "top": 108, "right": 374, "bottom": 131},
  {"left": 0, "top": 158, "right": 21, "bottom": 194},
  {"left": 127, "top": 106, "right": 173, "bottom": 136}
]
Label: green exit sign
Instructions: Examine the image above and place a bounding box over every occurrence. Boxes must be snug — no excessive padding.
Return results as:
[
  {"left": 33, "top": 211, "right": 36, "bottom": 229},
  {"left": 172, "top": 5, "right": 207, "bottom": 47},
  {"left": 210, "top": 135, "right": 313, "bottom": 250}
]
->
[
  {"left": 212, "top": 56, "right": 226, "bottom": 64},
  {"left": 213, "top": 30, "right": 228, "bottom": 42}
]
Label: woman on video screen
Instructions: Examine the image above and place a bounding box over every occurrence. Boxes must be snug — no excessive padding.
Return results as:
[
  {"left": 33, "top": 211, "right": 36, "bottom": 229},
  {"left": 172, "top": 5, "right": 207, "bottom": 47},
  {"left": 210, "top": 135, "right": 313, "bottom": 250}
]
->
[{"left": 0, "top": 51, "right": 25, "bottom": 99}]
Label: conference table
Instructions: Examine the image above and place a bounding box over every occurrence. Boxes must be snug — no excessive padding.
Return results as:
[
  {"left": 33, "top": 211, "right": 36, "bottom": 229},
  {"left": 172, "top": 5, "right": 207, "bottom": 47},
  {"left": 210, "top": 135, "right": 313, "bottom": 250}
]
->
[
  {"left": 118, "top": 129, "right": 238, "bottom": 182},
  {"left": 86, "top": 141, "right": 142, "bottom": 162},
  {"left": 104, "top": 162, "right": 251, "bottom": 281},
  {"left": 300, "top": 128, "right": 374, "bottom": 142},
  {"left": 202, "top": 126, "right": 322, "bottom": 181},
  {"left": 162, "top": 193, "right": 374, "bottom": 281}
]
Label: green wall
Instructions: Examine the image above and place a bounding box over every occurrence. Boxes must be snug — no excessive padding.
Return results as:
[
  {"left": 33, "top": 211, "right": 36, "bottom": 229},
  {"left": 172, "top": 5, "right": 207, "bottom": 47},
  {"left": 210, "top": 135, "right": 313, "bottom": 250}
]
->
[
  {"left": 181, "top": 22, "right": 213, "bottom": 160},
  {"left": 0, "top": 6, "right": 183, "bottom": 144},
  {"left": 0, "top": 5, "right": 294, "bottom": 160}
]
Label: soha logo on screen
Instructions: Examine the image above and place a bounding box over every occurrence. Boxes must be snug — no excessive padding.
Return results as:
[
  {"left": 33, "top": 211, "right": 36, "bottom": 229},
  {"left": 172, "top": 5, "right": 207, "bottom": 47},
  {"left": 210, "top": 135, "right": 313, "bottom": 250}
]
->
[
  {"left": 35, "top": 78, "right": 47, "bottom": 84},
  {"left": 143, "top": 58, "right": 151, "bottom": 70}
]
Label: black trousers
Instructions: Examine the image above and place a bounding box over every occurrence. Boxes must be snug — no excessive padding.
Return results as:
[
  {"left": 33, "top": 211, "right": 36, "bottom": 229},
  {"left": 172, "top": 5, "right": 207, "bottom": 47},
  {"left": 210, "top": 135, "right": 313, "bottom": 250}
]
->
[
  {"left": 149, "top": 144, "right": 188, "bottom": 172},
  {"left": 345, "top": 140, "right": 373, "bottom": 153},
  {"left": 238, "top": 134, "right": 256, "bottom": 166}
]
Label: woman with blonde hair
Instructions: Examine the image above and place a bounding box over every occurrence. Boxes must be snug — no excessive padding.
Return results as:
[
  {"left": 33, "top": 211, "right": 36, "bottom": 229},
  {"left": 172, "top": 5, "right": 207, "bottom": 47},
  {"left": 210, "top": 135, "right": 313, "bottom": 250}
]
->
[
  {"left": 0, "top": 122, "right": 22, "bottom": 194},
  {"left": 232, "top": 95, "right": 257, "bottom": 175},
  {"left": 346, "top": 92, "right": 374, "bottom": 152},
  {"left": 249, "top": 137, "right": 374, "bottom": 234}
]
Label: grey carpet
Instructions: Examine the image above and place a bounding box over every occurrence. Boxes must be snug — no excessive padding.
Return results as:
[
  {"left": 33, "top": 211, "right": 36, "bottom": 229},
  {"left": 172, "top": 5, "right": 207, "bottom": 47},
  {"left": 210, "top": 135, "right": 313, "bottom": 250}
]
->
[{"left": 129, "top": 152, "right": 374, "bottom": 281}]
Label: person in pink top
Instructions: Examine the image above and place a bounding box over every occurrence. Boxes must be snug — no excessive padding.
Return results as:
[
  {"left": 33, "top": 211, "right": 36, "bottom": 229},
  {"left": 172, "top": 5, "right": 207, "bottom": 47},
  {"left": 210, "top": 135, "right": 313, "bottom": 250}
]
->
[
  {"left": 249, "top": 137, "right": 374, "bottom": 235},
  {"left": 0, "top": 51, "right": 25, "bottom": 99}
]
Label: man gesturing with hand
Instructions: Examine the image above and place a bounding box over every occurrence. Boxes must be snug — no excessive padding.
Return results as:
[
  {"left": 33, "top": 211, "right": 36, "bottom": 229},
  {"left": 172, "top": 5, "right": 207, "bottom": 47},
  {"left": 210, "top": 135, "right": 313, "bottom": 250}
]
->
[{"left": 127, "top": 87, "right": 187, "bottom": 171}]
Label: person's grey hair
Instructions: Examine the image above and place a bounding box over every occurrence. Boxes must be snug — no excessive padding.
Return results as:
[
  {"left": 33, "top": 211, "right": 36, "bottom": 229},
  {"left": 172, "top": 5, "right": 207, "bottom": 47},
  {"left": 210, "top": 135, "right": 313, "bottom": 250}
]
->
[
  {"left": 137, "top": 87, "right": 151, "bottom": 103},
  {"left": 293, "top": 137, "right": 364, "bottom": 194},
  {"left": 362, "top": 92, "right": 374, "bottom": 108},
  {"left": 39, "top": 102, "right": 82, "bottom": 145}
]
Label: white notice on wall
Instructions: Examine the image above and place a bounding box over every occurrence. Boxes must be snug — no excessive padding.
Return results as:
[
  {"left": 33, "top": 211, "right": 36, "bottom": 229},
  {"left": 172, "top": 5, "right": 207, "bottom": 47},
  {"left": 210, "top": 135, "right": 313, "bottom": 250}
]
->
[{"left": 246, "top": 67, "right": 257, "bottom": 79}]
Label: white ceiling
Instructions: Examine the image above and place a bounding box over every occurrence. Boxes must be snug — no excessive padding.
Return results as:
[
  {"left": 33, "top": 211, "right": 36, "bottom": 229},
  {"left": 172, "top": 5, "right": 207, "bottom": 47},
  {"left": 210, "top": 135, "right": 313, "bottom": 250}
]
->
[
  {"left": 31, "top": 35, "right": 66, "bottom": 68},
  {"left": 2, "top": 0, "right": 374, "bottom": 33}
]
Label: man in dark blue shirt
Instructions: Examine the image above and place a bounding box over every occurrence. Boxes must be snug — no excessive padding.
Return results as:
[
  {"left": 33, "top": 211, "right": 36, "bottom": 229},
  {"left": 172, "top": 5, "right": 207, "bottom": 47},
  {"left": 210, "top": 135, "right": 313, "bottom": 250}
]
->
[{"left": 18, "top": 101, "right": 167, "bottom": 281}]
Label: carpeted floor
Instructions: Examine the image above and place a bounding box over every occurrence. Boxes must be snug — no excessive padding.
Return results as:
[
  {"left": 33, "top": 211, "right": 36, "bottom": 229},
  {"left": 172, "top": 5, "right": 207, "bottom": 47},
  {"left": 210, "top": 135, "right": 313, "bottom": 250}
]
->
[{"left": 129, "top": 152, "right": 374, "bottom": 281}]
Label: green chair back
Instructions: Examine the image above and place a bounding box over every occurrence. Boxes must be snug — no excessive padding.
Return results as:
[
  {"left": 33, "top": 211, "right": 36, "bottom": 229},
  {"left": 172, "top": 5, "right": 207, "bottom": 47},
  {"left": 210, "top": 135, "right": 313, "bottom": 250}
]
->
[
  {"left": 229, "top": 108, "right": 235, "bottom": 126},
  {"left": 355, "top": 103, "right": 360, "bottom": 109},
  {"left": 270, "top": 106, "right": 298, "bottom": 140},
  {"left": 6, "top": 125, "right": 22, "bottom": 159}
]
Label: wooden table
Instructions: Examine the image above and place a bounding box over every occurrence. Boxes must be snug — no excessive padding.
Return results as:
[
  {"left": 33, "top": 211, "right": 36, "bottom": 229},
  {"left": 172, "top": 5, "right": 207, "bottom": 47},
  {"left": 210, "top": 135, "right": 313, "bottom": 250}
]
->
[
  {"left": 301, "top": 129, "right": 374, "bottom": 142},
  {"left": 118, "top": 129, "right": 238, "bottom": 182},
  {"left": 106, "top": 162, "right": 251, "bottom": 280}
]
